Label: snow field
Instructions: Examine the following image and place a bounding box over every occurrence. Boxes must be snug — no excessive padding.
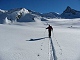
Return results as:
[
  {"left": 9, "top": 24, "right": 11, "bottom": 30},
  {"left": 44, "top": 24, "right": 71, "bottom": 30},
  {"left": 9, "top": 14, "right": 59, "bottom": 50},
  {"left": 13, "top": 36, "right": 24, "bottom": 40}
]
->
[{"left": 0, "top": 18, "right": 80, "bottom": 60}]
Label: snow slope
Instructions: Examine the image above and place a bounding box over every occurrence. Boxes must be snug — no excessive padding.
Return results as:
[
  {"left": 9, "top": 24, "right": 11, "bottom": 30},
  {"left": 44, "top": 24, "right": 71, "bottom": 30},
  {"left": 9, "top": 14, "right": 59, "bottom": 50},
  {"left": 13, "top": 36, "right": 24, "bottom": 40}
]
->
[{"left": 0, "top": 18, "right": 80, "bottom": 60}]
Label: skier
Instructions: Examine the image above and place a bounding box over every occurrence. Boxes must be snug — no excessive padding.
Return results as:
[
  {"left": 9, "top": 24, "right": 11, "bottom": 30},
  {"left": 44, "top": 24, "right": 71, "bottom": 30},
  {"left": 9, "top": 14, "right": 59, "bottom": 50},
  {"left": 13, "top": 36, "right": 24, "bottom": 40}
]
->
[{"left": 46, "top": 25, "right": 53, "bottom": 38}]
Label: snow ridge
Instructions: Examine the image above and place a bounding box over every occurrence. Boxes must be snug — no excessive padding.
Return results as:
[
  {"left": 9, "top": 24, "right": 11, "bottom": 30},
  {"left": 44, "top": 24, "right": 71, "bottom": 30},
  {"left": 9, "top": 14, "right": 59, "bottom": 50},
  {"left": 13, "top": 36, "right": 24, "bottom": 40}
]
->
[{"left": 0, "top": 6, "right": 80, "bottom": 24}]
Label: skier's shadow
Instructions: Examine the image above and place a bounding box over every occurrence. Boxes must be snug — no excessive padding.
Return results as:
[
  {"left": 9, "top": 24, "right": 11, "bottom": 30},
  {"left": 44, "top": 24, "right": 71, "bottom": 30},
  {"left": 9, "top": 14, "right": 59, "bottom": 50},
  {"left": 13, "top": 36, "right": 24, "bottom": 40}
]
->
[{"left": 26, "top": 37, "right": 48, "bottom": 41}]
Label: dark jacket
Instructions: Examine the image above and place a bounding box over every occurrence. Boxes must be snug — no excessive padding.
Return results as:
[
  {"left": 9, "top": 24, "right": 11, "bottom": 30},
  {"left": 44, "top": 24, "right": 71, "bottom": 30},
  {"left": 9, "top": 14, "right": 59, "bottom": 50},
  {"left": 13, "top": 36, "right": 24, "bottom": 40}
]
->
[{"left": 46, "top": 25, "right": 53, "bottom": 31}]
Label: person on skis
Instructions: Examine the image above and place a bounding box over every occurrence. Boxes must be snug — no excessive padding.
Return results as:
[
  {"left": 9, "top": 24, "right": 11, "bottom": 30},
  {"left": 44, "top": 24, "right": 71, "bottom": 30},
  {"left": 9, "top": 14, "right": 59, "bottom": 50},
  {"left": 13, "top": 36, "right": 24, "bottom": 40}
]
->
[{"left": 46, "top": 25, "right": 53, "bottom": 38}]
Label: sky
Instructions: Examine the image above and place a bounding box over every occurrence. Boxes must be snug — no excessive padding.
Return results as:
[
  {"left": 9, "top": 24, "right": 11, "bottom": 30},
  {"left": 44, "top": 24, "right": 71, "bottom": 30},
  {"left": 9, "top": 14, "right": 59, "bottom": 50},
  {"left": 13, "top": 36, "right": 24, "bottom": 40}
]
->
[{"left": 0, "top": 0, "right": 80, "bottom": 14}]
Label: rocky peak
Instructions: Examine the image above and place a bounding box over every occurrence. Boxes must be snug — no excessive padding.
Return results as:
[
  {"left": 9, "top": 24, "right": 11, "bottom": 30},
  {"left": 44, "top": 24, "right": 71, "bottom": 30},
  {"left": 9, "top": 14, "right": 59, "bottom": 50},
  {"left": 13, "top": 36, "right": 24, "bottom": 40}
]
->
[{"left": 63, "top": 6, "right": 77, "bottom": 15}]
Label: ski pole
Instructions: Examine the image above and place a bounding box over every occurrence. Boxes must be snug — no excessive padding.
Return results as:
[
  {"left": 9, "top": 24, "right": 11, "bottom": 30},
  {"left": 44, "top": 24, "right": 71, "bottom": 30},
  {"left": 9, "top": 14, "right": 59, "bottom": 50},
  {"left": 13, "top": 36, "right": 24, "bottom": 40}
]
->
[{"left": 43, "top": 29, "right": 46, "bottom": 37}]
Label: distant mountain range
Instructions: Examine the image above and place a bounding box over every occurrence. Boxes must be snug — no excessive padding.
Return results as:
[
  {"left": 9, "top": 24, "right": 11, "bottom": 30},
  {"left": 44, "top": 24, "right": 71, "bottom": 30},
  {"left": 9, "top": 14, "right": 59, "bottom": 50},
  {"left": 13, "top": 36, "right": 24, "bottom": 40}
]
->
[{"left": 0, "top": 6, "right": 80, "bottom": 24}]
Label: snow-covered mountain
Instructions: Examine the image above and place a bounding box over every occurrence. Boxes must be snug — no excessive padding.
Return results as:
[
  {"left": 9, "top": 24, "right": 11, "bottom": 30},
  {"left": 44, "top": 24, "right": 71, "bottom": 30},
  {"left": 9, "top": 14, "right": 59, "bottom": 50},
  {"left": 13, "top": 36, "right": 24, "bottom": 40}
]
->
[
  {"left": 61, "top": 6, "right": 80, "bottom": 19},
  {"left": 42, "top": 12, "right": 60, "bottom": 19},
  {"left": 0, "top": 6, "right": 80, "bottom": 24},
  {"left": 42, "top": 6, "right": 80, "bottom": 19},
  {"left": 0, "top": 8, "right": 47, "bottom": 24},
  {"left": 0, "top": 9, "right": 7, "bottom": 14}
]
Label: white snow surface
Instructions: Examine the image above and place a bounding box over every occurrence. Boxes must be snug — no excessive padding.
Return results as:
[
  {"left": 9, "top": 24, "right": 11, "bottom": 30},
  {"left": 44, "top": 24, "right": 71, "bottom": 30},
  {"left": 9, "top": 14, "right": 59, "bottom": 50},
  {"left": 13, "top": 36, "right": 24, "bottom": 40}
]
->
[
  {"left": 0, "top": 9, "right": 7, "bottom": 13},
  {"left": 0, "top": 18, "right": 80, "bottom": 60}
]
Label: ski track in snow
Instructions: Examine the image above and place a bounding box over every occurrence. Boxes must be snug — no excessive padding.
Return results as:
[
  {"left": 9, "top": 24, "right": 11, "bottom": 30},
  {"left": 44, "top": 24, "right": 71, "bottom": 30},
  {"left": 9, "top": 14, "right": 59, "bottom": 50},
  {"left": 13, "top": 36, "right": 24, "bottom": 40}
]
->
[{"left": 49, "top": 38, "right": 57, "bottom": 60}]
